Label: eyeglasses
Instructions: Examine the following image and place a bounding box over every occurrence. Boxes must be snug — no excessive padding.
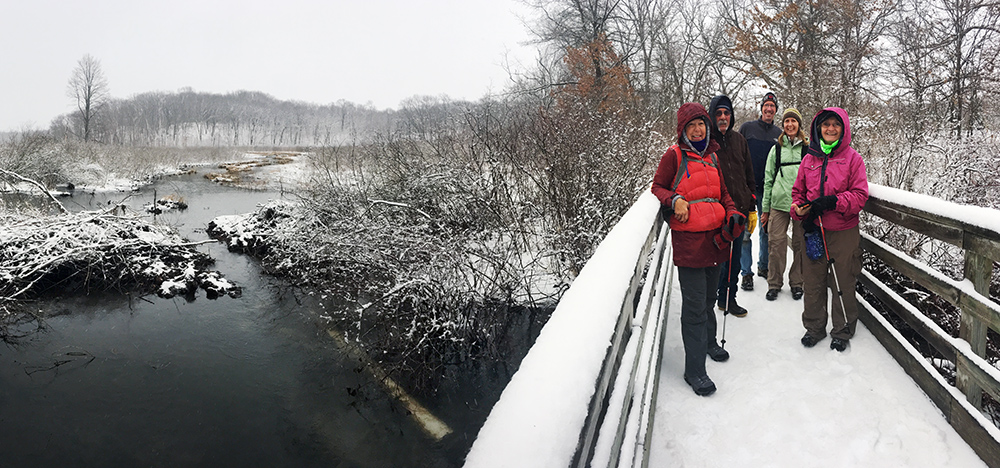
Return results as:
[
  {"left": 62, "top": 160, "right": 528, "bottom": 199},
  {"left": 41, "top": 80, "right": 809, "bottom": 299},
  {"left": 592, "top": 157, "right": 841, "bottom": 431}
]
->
[{"left": 715, "top": 109, "right": 731, "bottom": 116}]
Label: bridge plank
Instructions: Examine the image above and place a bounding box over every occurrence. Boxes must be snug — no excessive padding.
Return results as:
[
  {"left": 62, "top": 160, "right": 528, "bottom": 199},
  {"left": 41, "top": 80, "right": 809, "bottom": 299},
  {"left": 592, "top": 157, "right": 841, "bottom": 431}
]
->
[
  {"left": 864, "top": 198, "right": 964, "bottom": 247},
  {"left": 858, "top": 299, "right": 952, "bottom": 414},
  {"left": 859, "top": 299, "right": 1000, "bottom": 467},
  {"left": 866, "top": 195, "right": 1000, "bottom": 263},
  {"left": 860, "top": 236, "right": 960, "bottom": 304},
  {"left": 860, "top": 236, "right": 1000, "bottom": 333},
  {"left": 951, "top": 403, "right": 1000, "bottom": 467},
  {"left": 860, "top": 271, "right": 1000, "bottom": 406},
  {"left": 858, "top": 274, "right": 957, "bottom": 362}
]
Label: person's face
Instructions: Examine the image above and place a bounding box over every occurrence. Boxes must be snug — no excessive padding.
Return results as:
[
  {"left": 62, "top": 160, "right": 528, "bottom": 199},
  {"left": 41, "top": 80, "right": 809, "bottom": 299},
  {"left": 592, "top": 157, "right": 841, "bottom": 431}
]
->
[
  {"left": 783, "top": 117, "right": 799, "bottom": 138},
  {"left": 685, "top": 118, "right": 707, "bottom": 142},
  {"left": 714, "top": 108, "right": 731, "bottom": 133},
  {"left": 820, "top": 116, "right": 843, "bottom": 144},
  {"left": 762, "top": 101, "right": 777, "bottom": 123}
]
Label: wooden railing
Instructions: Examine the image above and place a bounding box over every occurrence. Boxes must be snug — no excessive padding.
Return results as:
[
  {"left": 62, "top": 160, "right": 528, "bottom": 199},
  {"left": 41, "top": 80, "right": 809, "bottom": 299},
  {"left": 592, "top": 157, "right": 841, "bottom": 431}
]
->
[
  {"left": 859, "top": 183, "right": 1000, "bottom": 466},
  {"left": 463, "top": 191, "right": 672, "bottom": 468},
  {"left": 465, "top": 183, "right": 1000, "bottom": 467}
]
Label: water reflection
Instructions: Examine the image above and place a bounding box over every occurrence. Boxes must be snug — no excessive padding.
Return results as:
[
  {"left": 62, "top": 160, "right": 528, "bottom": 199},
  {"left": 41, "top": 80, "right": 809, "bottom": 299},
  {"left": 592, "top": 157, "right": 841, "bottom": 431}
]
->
[{"left": 0, "top": 167, "right": 535, "bottom": 467}]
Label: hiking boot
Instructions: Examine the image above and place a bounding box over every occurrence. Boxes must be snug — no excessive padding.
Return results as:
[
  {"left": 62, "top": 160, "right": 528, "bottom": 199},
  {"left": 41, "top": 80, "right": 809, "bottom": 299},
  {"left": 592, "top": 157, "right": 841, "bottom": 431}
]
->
[
  {"left": 801, "top": 332, "right": 821, "bottom": 348},
  {"left": 757, "top": 267, "right": 768, "bottom": 278},
  {"left": 684, "top": 374, "right": 717, "bottom": 396},
  {"left": 766, "top": 289, "right": 779, "bottom": 301},
  {"left": 830, "top": 338, "right": 849, "bottom": 352},
  {"left": 708, "top": 345, "right": 730, "bottom": 362},
  {"left": 791, "top": 287, "right": 804, "bottom": 300},
  {"left": 727, "top": 302, "right": 748, "bottom": 317},
  {"left": 740, "top": 274, "right": 754, "bottom": 291}
]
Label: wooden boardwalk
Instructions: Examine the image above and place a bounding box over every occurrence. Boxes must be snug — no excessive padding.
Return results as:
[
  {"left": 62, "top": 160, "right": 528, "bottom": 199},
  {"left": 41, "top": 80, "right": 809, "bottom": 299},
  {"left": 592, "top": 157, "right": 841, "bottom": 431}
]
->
[{"left": 649, "top": 272, "right": 988, "bottom": 467}]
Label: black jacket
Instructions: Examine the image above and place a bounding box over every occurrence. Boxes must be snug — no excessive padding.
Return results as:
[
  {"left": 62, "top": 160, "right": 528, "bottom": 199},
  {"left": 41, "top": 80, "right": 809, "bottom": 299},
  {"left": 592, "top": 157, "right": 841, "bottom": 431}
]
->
[{"left": 709, "top": 95, "right": 756, "bottom": 215}]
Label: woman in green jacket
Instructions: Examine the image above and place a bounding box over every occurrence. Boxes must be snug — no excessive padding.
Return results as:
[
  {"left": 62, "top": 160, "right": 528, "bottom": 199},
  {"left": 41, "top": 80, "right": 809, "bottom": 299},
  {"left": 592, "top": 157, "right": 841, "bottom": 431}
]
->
[{"left": 760, "top": 108, "right": 808, "bottom": 301}]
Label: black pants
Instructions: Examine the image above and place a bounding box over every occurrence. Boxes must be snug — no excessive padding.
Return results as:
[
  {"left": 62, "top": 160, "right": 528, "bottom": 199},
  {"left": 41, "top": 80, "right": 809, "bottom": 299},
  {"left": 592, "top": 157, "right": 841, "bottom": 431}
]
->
[
  {"left": 716, "top": 231, "right": 745, "bottom": 307},
  {"left": 678, "top": 264, "right": 724, "bottom": 378}
]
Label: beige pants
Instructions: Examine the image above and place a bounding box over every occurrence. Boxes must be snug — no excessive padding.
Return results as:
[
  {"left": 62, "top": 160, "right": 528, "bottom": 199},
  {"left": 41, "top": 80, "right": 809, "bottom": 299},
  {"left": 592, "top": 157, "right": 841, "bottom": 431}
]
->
[
  {"left": 801, "top": 225, "right": 862, "bottom": 340},
  {"left": 766, "top": 210, "right": 804, "bottom": 290}
]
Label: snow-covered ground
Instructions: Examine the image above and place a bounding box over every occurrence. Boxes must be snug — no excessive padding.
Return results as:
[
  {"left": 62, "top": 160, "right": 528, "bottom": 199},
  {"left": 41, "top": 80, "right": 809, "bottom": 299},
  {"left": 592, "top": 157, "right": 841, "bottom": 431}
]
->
[{"left": 650, "top": 261, "right": 987, "bottom": 467}]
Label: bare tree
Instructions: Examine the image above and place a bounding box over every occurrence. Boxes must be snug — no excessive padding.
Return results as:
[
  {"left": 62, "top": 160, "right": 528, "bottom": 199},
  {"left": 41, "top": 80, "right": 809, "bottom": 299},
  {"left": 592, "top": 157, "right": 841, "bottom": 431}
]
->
[
  {"left": 933, "top": 0, "right": 1000, "bottom": 136},
  {"left": 66, "top": 54, "right": 109, "bottom": 142},
  {"left": 718, "top": 0, "right": 896, "bottom": 112}
]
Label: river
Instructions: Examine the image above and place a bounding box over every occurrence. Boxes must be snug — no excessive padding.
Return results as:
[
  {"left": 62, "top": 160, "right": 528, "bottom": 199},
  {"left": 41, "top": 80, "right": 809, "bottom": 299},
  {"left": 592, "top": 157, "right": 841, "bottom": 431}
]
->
[{"left": 0, "top": 162, "right": 543, "bottom": 467}]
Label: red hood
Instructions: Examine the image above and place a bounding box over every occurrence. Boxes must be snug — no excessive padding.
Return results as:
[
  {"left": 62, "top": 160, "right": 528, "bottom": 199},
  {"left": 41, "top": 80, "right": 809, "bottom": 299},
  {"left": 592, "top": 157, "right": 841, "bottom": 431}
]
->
[{"left": 675, "top": 102, "right": 720, "bottom": 154}]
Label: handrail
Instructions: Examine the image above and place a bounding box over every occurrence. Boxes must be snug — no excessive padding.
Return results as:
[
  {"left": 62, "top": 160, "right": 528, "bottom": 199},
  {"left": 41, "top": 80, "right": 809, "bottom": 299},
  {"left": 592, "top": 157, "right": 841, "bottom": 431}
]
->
[
  {"left": 859, "top": 183, "right": 1000, "bottom": 465},
  {"left": 464, "top": 191, "right": 671, "bottom": 468}
]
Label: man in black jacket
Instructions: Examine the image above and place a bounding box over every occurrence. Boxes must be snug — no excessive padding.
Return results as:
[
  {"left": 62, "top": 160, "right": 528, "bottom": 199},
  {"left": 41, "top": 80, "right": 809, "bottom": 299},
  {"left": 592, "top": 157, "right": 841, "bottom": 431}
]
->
[
  {"left": 708, "top": 95, "right": 756, "bottom": 340},
  {"left": 738, "top": 92, "right": 782, "bottom": 291}
]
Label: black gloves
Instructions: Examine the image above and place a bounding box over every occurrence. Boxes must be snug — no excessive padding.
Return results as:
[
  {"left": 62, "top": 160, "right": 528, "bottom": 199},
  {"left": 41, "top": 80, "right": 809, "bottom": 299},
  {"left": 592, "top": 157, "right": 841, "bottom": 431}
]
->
[
  {"left": 809, "top": 195, "right": 837, "bottom": 214},
  {"left": 713, "top": 212, "right": 747, "bottom": 249}
]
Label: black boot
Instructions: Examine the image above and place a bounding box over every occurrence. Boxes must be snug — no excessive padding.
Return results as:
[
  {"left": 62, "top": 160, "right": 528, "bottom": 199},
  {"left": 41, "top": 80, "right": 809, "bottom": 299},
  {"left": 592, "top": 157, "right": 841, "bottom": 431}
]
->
[
  {"left": 740, "top": 274, "right": 754, "bottom": 291},
  {"left": 728, "top": 301, "right": 748, "bottom": 317},
  {"left": 766, "top": 289, "right": 779, "bottom": 301},
  {"left": 708, "top": 345, "right": 730, "bottom": 362},
  {"left": 830, "top": 338, "right": 849, "bottom": 352},
  {"left": 684, "top": 374, "right": 717, "bottom": 396},
  {"left": 791, "top": 287, "right": 804, "bottom": 300},
  {"left": 801, "top": 332, "right": 821, "bottom": 348}
]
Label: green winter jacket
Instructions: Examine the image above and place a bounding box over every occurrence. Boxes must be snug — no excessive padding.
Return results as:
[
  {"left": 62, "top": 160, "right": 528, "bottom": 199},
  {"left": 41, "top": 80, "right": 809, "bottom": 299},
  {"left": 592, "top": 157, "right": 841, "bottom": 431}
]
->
[{"left": 762, "top": 135, "right": 807, "bottom": 213}]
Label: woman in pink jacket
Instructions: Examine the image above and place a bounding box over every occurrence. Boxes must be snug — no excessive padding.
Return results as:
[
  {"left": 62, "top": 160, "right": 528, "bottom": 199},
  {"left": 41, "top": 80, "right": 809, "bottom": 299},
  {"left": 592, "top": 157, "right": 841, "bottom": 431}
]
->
[{"left": 790, "top": 107, "right": 869, "bottom": 352}]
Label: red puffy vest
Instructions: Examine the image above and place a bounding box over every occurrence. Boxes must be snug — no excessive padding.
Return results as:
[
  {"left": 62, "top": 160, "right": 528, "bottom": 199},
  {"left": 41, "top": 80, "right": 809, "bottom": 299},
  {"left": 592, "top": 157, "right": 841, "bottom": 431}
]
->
[{"left": 668, "top": 145, "right": 726, "bottom": 233}]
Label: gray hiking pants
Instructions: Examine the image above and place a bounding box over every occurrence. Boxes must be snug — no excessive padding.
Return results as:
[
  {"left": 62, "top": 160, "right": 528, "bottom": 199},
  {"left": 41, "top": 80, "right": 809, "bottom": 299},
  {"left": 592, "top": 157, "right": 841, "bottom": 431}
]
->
[{"left": 677, "top": 264, "right": 724, "bottom": 378}]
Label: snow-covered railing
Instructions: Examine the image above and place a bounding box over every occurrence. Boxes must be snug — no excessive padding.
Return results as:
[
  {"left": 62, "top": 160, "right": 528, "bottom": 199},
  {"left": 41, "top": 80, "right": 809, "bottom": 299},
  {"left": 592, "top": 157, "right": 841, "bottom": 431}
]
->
[
  {"left": 464, "top": 191, "right": 672, "bottom": 468},
  {"left": 859, "top": 183, "right": 1000, "bottom": 466}
]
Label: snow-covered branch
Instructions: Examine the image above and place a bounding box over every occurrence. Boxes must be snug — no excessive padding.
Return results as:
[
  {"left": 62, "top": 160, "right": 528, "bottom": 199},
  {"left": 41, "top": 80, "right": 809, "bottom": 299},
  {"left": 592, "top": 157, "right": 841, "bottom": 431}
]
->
[
  {"left": 0, "top": 168, "right": 68, "bottom": 214},
  {"left": 0, "top": 210, "right": 240, "bottom": 310}
]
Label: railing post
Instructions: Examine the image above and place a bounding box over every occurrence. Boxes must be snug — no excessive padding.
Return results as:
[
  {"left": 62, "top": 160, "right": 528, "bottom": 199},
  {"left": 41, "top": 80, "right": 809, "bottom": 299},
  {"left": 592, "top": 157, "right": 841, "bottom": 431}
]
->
[{"left": 958, "top": 250, "right": 991, "bottom": 408}]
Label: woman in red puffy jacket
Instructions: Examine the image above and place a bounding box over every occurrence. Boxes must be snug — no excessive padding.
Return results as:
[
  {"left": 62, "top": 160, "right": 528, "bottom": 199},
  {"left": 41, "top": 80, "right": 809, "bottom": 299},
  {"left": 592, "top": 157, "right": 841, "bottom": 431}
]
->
[{"left": 651, "top": 102, "right": 743, "bottom": 396}]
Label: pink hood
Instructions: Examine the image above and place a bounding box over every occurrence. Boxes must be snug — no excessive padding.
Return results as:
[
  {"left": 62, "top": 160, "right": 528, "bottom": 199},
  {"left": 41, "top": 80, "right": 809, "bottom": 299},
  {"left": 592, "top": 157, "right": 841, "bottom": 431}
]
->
[{"left": 791, "top": 107, "right": 869, "bottom": 231}]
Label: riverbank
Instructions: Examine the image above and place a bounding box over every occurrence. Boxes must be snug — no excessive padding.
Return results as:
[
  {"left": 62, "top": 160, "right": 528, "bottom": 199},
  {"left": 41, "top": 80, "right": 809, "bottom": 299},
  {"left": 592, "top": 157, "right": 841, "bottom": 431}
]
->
[{"left": 0, "top": 151, "right": 305, "bottom": 331}]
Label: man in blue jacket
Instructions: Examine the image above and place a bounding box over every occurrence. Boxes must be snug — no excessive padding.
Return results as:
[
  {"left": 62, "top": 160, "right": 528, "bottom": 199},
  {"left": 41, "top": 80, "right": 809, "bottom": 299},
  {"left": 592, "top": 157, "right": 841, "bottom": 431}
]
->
[{"left": 738, "top": 92, "right": 782, "bottom": 291}]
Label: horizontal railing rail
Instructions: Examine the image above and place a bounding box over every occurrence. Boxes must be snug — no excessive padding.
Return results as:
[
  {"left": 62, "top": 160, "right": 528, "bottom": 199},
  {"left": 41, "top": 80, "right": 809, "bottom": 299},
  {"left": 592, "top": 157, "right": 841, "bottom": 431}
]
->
[{"left": 859, "top": 183, "right": 1000, "bottom": 466}]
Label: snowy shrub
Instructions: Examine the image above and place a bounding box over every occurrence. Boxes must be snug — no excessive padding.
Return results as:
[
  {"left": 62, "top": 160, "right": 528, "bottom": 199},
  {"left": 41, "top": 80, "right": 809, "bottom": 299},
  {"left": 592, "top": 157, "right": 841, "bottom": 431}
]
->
[{"left": 0, "top": 210, "right": 241, "bottom": 322}]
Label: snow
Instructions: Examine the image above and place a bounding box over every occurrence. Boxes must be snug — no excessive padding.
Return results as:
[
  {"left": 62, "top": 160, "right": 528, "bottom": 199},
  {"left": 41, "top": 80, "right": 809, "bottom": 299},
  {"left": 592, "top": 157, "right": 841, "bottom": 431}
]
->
[
  {"left": 648, "top": 252, "right": 988, "bottom": 467},
  {"left": 464, "top": 191, "right": 663, "bottom": 467},
  {"left": 466, "top": 193, "right": 991, "bottom": 467},
  {"left": 870, "top": 182, "right": 1000, "bottom": 234}
]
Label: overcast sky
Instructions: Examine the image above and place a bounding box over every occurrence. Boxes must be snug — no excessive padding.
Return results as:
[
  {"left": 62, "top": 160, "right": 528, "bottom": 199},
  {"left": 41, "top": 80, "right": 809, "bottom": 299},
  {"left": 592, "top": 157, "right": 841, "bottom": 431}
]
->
[{"left": 0, "top": 0, "right": 537, "bottom": 132}]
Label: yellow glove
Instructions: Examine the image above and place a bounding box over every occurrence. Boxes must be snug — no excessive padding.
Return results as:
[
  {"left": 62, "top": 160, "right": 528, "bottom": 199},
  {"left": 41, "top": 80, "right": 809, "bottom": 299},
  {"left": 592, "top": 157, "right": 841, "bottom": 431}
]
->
[{"left": 747, "top": 211, "right": 758, "bottom": 235}]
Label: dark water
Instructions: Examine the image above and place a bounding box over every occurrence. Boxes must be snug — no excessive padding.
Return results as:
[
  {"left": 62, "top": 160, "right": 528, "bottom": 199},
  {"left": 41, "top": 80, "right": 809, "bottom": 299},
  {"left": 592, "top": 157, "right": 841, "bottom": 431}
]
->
[{"left": 0, "top": 166, "right": 537, "bottom": 467}]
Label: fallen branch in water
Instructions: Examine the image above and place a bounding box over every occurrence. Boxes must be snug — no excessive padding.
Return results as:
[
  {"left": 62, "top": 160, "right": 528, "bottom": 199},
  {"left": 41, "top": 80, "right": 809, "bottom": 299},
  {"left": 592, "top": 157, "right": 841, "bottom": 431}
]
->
[{"left": 0, "top": 168, "right": 68, "bottom": 214}]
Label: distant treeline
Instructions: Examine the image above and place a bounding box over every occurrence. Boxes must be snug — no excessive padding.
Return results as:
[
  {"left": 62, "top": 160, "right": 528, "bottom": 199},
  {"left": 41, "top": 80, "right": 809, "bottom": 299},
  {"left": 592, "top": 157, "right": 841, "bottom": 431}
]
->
[{"left": 49, "top": 89, "right": 405, "bottom": 147}]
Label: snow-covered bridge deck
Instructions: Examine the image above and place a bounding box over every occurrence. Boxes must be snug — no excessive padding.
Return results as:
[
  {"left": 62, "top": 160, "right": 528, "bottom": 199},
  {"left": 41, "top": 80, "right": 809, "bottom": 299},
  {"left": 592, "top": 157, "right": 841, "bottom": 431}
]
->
[
  {"left": 465, "top": 188, "right": 1000, "bottom": 468},
  {"left": 650, "top": 276, "right": 985, "bottom": 467}
]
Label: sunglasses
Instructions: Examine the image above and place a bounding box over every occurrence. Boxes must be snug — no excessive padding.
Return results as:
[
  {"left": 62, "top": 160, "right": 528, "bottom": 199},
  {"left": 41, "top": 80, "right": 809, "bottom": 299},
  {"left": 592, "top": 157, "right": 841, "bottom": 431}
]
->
[{"left": 715, "top": 109, "right": 731, "bottom": 116}]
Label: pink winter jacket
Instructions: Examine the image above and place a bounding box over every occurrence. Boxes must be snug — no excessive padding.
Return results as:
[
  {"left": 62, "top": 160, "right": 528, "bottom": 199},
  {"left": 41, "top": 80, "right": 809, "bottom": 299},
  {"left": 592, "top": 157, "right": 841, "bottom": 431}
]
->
[{"left": 791, "top": 107, "right": 869, "bottom": 231}]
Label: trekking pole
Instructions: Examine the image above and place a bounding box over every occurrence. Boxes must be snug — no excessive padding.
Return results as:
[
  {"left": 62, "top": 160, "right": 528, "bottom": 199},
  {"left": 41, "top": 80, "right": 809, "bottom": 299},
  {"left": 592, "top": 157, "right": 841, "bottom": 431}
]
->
[
  {"left": 817, "top": 214, "right": 850, "bottom": 334},
  {"left": 720, "top": 239, "right": 735, "bottom": 349}
]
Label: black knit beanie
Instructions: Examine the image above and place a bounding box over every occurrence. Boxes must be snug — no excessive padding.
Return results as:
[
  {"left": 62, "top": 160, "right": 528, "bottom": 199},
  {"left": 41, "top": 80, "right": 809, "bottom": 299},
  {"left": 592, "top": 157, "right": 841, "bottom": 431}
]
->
[{"left": 760, "top": 92, "right": 778, "bottom": 111}]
